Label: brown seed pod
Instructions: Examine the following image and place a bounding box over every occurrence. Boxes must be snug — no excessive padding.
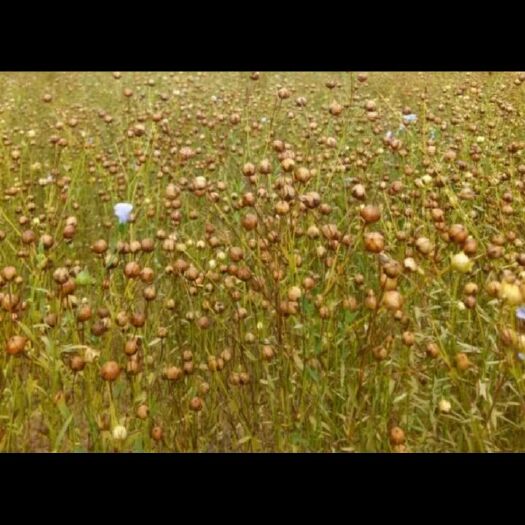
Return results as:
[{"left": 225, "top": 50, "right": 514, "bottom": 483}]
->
[
  {"left": 1, "top": 293, "right": 19, "bottom": 312},
  {"left": 40, "top": 234, "right": 54, "bottom": 249},
  {"left": 383, "top": 260, "right": 402, "bottom": 278},
  {"left": 383, "top": 290, "right": 404, "bottom": 311},
  {"left": 143, "top": 285, "right": 157, "bottom": 301},
  {"left": 229, "top": 247, "right": 244, "bottom": 262},
  {"left": 455, "top": 352, "right": 471, "bottom": 371},
  {"left": 364, "top": 232, "right": 385, "bottom": 253},
  {"left": 130, "top": 240, "right": 142, "bottom": 253},
  {"left": 389, "top": 426, "right": 406, "bottom": 445},
  {"left": 463, "top": 282, "right": 478, "bottom": 296},
  {"left": 21, "top": 230, "right": 36, "bottom": 244},
  {"left": 77, "top": 305, "right": 92, "bottom": 323},
  {"left": 351, "top": 184, "right": 366, "bottom": 200},
  {"left": 372, "top": 346, "right": 388, "bottom": 361},
  {"left": 151, "top": 426, "right": 163, "bottom": 442},
  {"left": 124, "top": 261, "right": 141, "bottom": 279},
  {"left": 115, "top": 311, "right": 129, "bottom": 327},
  {"left": 463, "top": 237, "right": 477, "bottom": 255},
  {"left": 6, "top": 335, "right": 27, "bottom": 355},
  {"left": 1, "top": 266, "right": 17, "bottom": 281},
  {"left": 44, "top": 313, "right": 58, "bottom": 327},
  {"left": 221, "top": 349, "right": 232, "bottom": 362},
  {"left": 415, "top": 237, "right": 433, "bottom": 255},
  {"left": 61, "top": 278, "right": 76, "bottom": 296},
  {"left": 196, "top": 316, "right": 211, "bottom": 329},
  {"left": 237, "top": 267, "right": 252, "bottom": 282},
  {"left": 275, "top": 200, "right": 290, "bottom": 215},
  {"left": 426, "top": 342, "right": 440, "bottom": 358},
  {"left": 184, "top": 266, "right": 199, "bottom": 281},
  {"left": 140, "top": 267, "right": 155, "bottom": 284},
  {"left": 277, "top": 88, "right": 290, "bottom": 100},
  {"left": 242, "top": 213, "right": 258, "bottom": 231},
  {"left": 189, "top": 397, "right": 203, "bottom": 412},
  {"left": 137, "top": 404, "right": 149, "bottom": 419},
  {"left": 360, "top": 205, "right": 381, "bottom": 224},
  {"left": 329, "top": 101, "right": 343, "bottom": 116},
  {"left": 287, "top": 286, "right": 302, "bottom": 302},
  {"left": 91, "top": 239, "right": 108, "bottom": 254},
  {"left": 294, "top": 167, "right": 311, "bottom": 183},
  {"left": 124, "top": 337, "right": 140, "bottom": 356},
  {"left": 63, "top": 224, "right": 76, "bottom": 240},
  {"left": 463, "top": 296, "right": 476, "bottom": 309},
  {"left": 449, "top": 224, "right": 468, "bottom": 245},
  {"left": 70, "top": 355, "right": 85, "bottom": 372},
  {"left": 130, "top": 312, "right": 146, "bottom": 328},
  {"left": 229, "top": 372, "right": 241, "bottom": 386},
  {"left": 91, "top": 320, "right": 107, "bottom": 337},
  {"left": 402, "top": 331, "right": 415, "bottom": 346},
  {"left": 259, "top": 159, "right": 272, "bottom": 174},
  {"left": 303, "top": 276, "right": 316, "bottom": 290},
  {"left": 242, "top": 162, "right": 256, "bottom": 177},
  {"left": 165, "top": 366, "right": 182, "bottom": 381},
  {"left": 140, "top": 238, "right": 155, "bottom": 252},
  {"left": 343, "top": 296, "right": 358, "bottom": 310},
  {"left": 100, "top": 361, "right": 120, "bottom": 381},
  {"left": 262, "top": 345, "right": 275, "bottom": 361}
]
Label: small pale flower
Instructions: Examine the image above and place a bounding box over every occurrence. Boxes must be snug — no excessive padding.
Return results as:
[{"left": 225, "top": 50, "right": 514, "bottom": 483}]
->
[
  {"left": 499, "top": 282, "right": 522, "bottom": 306},
  {"left": 114, "top": 202, "right": 133, "bottom": 224},
  {"left": 403, "top": 113, "right": 417, "bottom": 123},
  {"left": 451, "top": 252, "right": 473, "bottom": 273},
  {"left": 516, "top": 307, "right": 525, "bottom": 321},
  {"left": 112, "top": 425, "right": 127, "bottom": 441},
  {"left": 438, "top": 399, "right": 452, "bottom": 413}
]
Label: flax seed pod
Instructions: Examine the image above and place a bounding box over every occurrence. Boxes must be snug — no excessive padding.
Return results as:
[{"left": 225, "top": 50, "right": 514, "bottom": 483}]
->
[
  {"left": 189, "top": 397, "right": 203, "bottom": 412},
  {"left": 360, "top": 205, "right": 381, "bottom": 224},
  {"left": 100, "top": 361, "right": 120, "bottom": 381},
  {"left": 6, "top": 335, "right": 27, "bottom": 355},
  {"left": 389, "top": 426, "right": 406, "bottom": 446},
  {"left": 364, "top": 232, "right": 384, "bottom": 253}
]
